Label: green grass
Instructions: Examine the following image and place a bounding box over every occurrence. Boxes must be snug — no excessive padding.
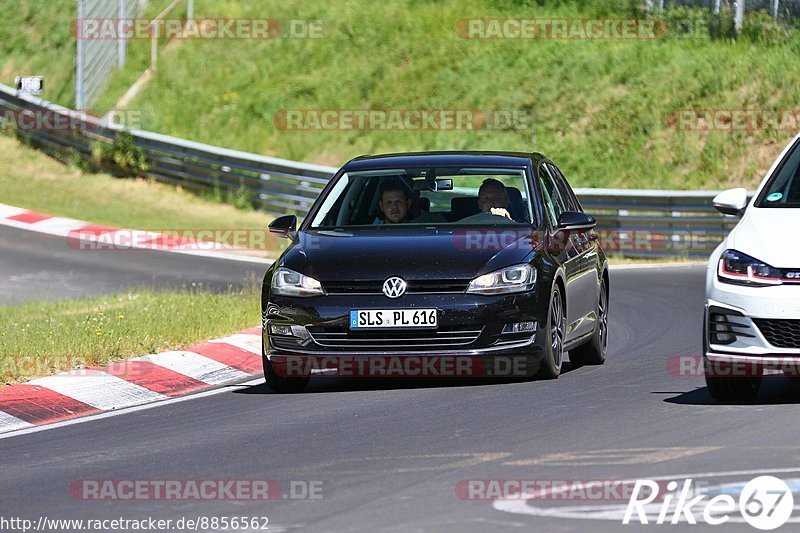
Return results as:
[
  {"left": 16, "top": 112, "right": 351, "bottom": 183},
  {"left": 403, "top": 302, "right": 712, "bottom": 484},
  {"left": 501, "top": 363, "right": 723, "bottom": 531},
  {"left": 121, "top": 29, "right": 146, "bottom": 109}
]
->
[
  {"left": 0, "top": 286, "right": 260, "bottom": 384},
  {"left": 0, "top": 0, "right": 76, "bottom": 106},
  {"left": 108, "top": 0, "right": 800, "bottom": 190},
  {"left": 0, "top": 0, "right": 189, "bottom": 112},
  {"left": 3, "top": 0, "right": 799, "bottom": 191},
  {"left": 0, "top": 136, "right": 281, "bottom": 252}
]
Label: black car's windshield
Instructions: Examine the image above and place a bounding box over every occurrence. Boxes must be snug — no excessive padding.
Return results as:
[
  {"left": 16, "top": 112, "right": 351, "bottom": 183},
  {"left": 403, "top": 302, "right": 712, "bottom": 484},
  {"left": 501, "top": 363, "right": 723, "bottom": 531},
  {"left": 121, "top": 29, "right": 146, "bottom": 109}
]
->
[
  {"left": 309, "top": 167, "right": 534, "bottom": 228},
  {"left": 755, "top": 140, "right": 800, "bottom": 207}
]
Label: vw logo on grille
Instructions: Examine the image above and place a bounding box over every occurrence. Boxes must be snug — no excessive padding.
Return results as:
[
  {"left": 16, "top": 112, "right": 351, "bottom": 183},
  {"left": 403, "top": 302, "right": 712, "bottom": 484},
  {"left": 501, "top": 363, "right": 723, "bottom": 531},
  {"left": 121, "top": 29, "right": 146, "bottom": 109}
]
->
[{"left": 382, "top": 277, "right": 407, "bottom": 298}]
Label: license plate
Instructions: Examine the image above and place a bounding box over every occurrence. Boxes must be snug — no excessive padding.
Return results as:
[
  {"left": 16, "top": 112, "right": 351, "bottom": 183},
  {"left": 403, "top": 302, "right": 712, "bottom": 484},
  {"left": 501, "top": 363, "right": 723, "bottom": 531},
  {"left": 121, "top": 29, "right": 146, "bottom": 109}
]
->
[{"left": 350, "top": 309, "right": 438, "bottom": 329}]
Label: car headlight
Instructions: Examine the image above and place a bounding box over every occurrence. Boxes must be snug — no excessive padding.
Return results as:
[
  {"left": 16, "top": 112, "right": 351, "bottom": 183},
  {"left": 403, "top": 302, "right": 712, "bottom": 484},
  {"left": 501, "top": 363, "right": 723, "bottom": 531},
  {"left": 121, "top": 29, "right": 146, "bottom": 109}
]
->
[
  {"left": 271, "top": 267, "right": 325, "bottom": 297},
  {"left": 466, "top": 264, "right": 536, "bottom": 295},
  {"left": 717, "top": 250, "right": 783, "bottom": 287}
]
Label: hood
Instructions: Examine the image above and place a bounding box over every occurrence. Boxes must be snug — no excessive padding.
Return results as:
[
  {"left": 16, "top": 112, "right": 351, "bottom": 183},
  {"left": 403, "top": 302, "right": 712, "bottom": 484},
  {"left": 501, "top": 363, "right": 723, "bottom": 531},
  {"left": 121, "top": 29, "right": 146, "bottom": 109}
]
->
[
  {"left": 281, "top": 228, "right": 537, "bottom": 282},
  {"left": 728, "top": 206, "right": 800, "bottom": 267}
]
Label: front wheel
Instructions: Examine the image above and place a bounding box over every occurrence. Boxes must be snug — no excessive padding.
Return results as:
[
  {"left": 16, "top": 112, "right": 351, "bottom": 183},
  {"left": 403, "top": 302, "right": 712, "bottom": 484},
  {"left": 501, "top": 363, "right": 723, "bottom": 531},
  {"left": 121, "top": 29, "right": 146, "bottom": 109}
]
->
[
  {"left": 704, "top": 359, "right": 762, "bottom": 402},
  {"left": 263, "top": 356, "right": 310, "bottom": 393},
  {"left": 570, "top": 279, "right": 608, "bottom": 366},
  {"left": 537, "top": 283, "right": 565, "bottom": 380}
]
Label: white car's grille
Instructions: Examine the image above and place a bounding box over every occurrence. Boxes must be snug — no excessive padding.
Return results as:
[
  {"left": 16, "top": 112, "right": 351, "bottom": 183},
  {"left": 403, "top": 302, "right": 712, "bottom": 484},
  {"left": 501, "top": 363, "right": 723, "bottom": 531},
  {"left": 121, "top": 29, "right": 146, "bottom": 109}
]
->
[{"left": 754, "top": 319, "right": 800, "bottom": 349}]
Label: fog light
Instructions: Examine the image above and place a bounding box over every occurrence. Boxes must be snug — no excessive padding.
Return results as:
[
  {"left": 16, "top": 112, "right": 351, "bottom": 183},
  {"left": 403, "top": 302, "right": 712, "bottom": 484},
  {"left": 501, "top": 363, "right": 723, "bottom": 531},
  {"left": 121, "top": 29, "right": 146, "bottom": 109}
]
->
[
  {"left": 291, "top": 325, "right": 311, "bottom": 340},
  {"left": 503, "top": 321, "right": 537, "bottom": 333},
  {"left": 269, "top": 323, "right": 293, "bottom": 336},
  {"left": 709, "top": 313, "right": 735, "bottom": 345}
]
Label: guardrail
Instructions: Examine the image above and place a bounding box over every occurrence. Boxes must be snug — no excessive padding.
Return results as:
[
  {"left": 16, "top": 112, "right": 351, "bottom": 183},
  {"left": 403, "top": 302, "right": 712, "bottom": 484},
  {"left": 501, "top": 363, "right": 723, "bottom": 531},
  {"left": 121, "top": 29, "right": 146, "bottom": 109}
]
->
[
  {"left": 0, "top": 83, "right": 743, "bottom": 259},
  {"left": 574, "top": 188, "right": 746, "bottom": 259}
]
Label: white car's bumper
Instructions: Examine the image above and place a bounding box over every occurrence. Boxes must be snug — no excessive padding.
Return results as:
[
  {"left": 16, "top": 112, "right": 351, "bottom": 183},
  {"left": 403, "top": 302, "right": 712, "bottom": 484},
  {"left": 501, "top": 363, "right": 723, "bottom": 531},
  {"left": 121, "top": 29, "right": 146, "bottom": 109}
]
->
[{"left": 705, "top": 271, "right": 800, "bottom": 363}]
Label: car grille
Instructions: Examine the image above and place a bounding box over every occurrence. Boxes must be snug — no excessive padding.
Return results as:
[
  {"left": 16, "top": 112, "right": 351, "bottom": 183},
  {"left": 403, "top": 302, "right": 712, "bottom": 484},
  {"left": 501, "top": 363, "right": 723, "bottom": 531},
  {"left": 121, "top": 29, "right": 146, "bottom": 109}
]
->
[
  {"left": 754, "top": 318, "right": 800, "bottom": 349},
  {"left": 306, "top": 325, "right": 483, "bottom": 351},
  {"left": 322, "top": 280, "right": 470, "bottom": 295}
]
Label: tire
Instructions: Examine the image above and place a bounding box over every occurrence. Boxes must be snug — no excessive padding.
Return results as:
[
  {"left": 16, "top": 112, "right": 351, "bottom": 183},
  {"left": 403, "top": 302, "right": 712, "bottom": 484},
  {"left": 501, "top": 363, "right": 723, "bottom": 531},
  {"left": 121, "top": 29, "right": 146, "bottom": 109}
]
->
[
  {"left": 783, "top": 369, "right": 800, "bottom": 380},
  {"left": 704, "top": 360, "right": 762, "bottom": 402},
  {"left": 702, "top": 316, "right": 761, "bottom": 402},
  {"left": 570, "top": 278, "right": 608, "bottom": 366},
  {"left": 263, "top": 356, "right": 310, "bottom": 393},
  {"left": 537, "top": 283, "right": 565, "bottom": 380},
  {"left": 783, "top": 361, "right": 800, "bottom": 379}
]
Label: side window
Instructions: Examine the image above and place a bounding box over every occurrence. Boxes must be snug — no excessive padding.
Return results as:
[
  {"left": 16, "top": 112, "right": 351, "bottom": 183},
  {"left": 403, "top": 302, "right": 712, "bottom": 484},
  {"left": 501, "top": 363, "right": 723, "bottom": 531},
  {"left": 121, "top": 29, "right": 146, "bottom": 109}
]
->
[
  {"left": 548, "top": 164, "right": 582, "bottom": 212},
  {"left": 538, "top": 164, "right": 566, "bottom": 228}
]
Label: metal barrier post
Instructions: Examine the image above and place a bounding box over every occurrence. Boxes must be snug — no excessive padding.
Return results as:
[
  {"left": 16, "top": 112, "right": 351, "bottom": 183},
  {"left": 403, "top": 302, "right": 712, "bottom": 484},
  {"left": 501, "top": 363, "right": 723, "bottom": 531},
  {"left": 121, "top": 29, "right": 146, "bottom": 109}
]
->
[
  {"left": 118, "top": 0, "right": 127, "bottom": 68},
  {"left": 76, "top": 0, "right": 86, "bottom": 110}
]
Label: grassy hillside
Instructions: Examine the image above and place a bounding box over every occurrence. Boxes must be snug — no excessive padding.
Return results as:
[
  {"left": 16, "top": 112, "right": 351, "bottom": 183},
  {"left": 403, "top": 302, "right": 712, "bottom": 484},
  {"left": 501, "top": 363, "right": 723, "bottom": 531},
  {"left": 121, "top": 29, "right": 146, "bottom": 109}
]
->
[
  {"left": 0, "top": 1, "right": 75, "bottom": 105},
  {"left": 109, "top": 0, "right": 800, "bottom": 189},
  {"left": 4, "top": 0, "right": 800, "bottom": 190},
  {"left": 0, "top": 0, "right": 187, "bottom": 111}
]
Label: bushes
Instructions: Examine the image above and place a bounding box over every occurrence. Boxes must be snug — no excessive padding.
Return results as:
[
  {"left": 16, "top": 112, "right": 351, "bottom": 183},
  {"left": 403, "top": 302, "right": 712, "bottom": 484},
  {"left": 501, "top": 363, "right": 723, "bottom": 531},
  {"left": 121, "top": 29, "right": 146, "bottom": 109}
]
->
[
  {"left": 92, "top": 131, "right": 150, "bottom": 173},
  {"left": 740, "top": 10, "right": 790, "bottom": 45},
  {"left": 655, "top": 5, "right": 791, "bottom": 44},
  {"left": 659, "top": 6, "right": 718, "bottom": 40}
]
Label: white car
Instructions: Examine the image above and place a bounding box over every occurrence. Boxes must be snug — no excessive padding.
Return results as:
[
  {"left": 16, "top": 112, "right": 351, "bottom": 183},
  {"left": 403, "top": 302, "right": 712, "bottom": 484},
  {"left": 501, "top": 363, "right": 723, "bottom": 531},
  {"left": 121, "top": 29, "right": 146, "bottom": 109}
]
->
[{"left": 705, "top": 135, "right": 800, "bottom": 401}]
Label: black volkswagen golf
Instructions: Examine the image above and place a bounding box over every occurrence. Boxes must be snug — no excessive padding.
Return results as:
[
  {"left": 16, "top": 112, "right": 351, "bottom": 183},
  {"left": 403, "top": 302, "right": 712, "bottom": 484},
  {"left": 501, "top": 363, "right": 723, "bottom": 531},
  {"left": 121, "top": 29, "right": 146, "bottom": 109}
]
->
[{"left": 262, "top": 152, "right": 609, "bottom": 392}]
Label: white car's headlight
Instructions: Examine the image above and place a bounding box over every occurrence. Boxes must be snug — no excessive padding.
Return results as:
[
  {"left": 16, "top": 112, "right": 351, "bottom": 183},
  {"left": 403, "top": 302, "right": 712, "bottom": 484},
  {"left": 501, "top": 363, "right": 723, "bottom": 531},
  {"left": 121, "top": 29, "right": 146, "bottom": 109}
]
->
[
  {"left": 717, "top": 250, "right": 783, "bottom": 287},
  {"left": 466, "top": 264, "right": 536, "bottom": 295},
  {"left": 271, "top": 267, "right": 325, "bottom": 297}
]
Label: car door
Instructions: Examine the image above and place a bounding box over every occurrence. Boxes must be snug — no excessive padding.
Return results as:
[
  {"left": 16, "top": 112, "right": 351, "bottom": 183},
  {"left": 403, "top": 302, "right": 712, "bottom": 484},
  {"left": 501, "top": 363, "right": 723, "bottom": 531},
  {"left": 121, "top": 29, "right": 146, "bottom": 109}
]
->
[
  {"left": 549, "top": 163, "right": 598, "bottom": 338},
  {"left": 537, "top": 163, "right": 582, "bottom": 341}
]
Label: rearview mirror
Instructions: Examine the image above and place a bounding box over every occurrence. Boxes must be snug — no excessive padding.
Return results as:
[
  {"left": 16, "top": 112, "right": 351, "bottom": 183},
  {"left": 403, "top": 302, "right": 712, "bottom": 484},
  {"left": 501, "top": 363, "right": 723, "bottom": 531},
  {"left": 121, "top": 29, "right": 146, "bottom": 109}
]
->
[
  {"left": 556, "top": 211, "right": 596, "bottom": 231},
  {"left": 268, "top": 214, "right": 297, "bottom": 239},
  {"left": 417, "top": 178, "right": 453, "bottom": 192},
  {"left": 713, "top": 188, "right": 748, "bottom": 217}
]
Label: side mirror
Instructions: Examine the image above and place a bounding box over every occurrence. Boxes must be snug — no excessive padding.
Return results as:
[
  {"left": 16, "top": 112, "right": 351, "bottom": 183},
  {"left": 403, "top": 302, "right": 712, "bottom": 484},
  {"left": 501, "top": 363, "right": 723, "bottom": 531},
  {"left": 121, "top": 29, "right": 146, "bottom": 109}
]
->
[
  {"left": 268, "top": 214, "right": 297, "bottom": 239},
  {"left": 713, "top": 188, "right": 748, "bottom": 217},
  {"left": 556, "top": 211, "right": 597, "bottom": 231}
]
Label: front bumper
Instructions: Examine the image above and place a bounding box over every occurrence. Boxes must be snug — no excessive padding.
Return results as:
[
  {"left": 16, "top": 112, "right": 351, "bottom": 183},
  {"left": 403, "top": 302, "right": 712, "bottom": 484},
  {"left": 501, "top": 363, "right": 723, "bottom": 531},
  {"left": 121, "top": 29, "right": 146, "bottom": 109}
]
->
[
  {"left": 705, "top": 273, "right": 800, "bottom": 363},
  {"left": 263, "top": 290, "right": 548, "bottom": 359}
]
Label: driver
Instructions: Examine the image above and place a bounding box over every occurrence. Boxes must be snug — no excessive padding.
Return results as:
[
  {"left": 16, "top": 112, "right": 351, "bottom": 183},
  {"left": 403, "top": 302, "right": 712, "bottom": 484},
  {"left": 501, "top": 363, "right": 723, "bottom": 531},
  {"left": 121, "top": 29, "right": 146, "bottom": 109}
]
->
[
  {"left": 455, "top": 178, "right": 517, "bottom": 225},
  {"left": 477, "top": 178, "right": 513, "bottom": 220},
  {"left": 376, "top": 181, "right": 413, "bottom": 224}
]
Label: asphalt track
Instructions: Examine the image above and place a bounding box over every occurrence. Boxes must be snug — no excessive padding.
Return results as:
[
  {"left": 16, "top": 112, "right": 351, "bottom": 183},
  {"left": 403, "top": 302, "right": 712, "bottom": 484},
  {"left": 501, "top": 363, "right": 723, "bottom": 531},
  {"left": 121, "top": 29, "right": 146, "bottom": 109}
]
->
[
  {"left": 2, "top": 231, "right": 800, "bottom": 532},
  {"left": 0, "top": 225, "right": 265, "bottom": 305}
]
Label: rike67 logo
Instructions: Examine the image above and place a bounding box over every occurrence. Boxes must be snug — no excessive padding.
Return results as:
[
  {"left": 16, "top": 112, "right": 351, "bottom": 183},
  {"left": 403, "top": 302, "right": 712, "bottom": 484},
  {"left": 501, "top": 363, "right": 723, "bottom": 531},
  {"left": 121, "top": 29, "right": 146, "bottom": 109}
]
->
[{"left": 623, "top": 476, "right": 793, "bottom": 530}]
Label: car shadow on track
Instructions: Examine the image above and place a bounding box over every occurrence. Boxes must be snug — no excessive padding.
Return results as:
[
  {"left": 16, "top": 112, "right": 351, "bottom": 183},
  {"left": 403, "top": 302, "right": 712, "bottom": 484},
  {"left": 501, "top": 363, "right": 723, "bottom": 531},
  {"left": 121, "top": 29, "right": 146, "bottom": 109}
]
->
[
  {"left": 659, "top": 375, "right": 800, "bottom": 405},
  {"left": 236, "top": 362, "right": 580, "bottom": 395}
]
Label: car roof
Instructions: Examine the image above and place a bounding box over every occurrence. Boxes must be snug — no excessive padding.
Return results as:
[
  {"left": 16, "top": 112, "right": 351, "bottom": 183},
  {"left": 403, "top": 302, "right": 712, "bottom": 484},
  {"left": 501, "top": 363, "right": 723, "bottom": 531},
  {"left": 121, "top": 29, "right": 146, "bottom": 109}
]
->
[{"left": 341, "top": 151, "right": 546, "bottom": 171}]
